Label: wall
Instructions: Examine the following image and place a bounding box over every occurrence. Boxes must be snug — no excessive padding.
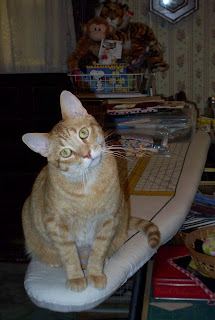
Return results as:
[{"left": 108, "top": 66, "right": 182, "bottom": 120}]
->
[{"left": 126, "top": 0, "right": 215, "bottom": 114}]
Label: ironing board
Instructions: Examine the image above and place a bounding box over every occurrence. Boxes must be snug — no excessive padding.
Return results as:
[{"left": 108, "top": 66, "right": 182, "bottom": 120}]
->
[{"left": 24, "top": 130, "right": 210, "bottom": 313}]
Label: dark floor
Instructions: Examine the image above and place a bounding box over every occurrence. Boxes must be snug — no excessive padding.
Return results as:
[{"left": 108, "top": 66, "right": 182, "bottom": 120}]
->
[{"left": 147, "top": 299, "right": 215, "bottom": 320}]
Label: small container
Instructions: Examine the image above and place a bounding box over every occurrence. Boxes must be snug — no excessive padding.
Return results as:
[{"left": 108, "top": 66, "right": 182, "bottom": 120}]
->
[{"left": 185, "top": 226, "right": 215, "bottom": 279}]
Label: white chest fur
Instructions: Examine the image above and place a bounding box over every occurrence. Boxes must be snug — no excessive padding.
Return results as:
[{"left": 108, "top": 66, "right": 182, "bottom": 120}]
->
[
  {"left": 73, "top": 217, "right": 99, "bottom": 249},
  {"left": 73, "top": 217, "right": 101, "bottom": 265}
]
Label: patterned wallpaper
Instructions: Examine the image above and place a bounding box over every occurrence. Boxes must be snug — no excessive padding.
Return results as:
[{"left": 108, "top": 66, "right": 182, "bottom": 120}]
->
[{"left": 125, "top": 0, "right": 215, "bottom": 115}]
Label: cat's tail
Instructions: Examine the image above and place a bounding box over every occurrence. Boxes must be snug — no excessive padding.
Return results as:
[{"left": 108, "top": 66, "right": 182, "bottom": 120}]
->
[{"left": 128, "top": 217, "right": 160, "bottom": 249}]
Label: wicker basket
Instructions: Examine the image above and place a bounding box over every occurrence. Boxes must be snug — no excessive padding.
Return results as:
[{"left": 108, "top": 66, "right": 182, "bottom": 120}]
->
[
  {"left": 172, "top": 231, "right": 187, "bottom": 245},
  {"left": 185, "top": 225, "right": 215, "bottom": 279}
]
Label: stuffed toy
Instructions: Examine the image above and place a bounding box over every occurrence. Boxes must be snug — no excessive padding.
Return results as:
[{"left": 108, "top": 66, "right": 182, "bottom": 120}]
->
[
  {"left": 67, "top": 16, "right": 115, "bottom": 72},
  {"left": 97, "top": 0, "right": 169, "bottom": 72},
  {"left": 78, "top": 52, "right": 99, "bottom": 74}
]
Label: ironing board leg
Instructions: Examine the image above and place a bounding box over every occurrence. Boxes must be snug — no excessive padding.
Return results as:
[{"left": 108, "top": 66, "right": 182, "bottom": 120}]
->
[{"left": 128, "top": 263, "right": 148, "bottom": 320}]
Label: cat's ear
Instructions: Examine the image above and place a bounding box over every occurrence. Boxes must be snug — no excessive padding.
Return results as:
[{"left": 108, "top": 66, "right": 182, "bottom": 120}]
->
[
  {"left": 22, "top": 133, "right": 51, "bottom": 157},
  {"left": 60, "top": 90, "right": 88, "bottom": 120}
]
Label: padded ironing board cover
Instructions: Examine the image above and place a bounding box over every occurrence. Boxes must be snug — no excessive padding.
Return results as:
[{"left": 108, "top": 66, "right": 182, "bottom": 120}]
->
[{"left": 24, "top": 130, "right": 210, "bottom": 312}]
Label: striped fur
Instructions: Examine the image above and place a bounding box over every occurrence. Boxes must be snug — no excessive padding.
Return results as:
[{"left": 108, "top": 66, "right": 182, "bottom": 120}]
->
[
  {"left": 22, "top": 91, "right": 160, "bottom": 292},
  {"left": 99, "top": 1, "right": 169, "bottom": 72},
  {"left": 129, "top": 217, "right": 161, "bottom": 249}
]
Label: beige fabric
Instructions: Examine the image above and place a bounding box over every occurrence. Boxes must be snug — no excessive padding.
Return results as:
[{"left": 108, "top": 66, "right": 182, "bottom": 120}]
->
[{"left": 0, "top": 0, "right": 76, "bottom": 73}]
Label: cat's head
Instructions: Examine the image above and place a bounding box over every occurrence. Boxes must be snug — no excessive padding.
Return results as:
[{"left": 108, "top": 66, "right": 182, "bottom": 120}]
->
[{"left": 22, "top": 91, "right": 105, "bottom": 176}]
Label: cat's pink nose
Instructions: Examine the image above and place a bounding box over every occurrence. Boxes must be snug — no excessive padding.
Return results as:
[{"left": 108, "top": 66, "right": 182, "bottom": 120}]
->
[{"left": 82, "top": 150, "right": 91, "bottom": 159}]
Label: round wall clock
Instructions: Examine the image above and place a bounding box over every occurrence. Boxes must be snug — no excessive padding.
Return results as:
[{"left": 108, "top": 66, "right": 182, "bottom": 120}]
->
[{"left": 150, "top": 0, "right": 199, "bottom": 23}]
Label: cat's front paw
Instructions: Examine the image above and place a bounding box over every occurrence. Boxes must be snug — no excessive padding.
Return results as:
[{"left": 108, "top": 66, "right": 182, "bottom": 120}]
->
[
  {"left": 66, "top": 277, "right": 87, "bottom": 292},
  {"left": 88, "top": 273, "right": 107, "bottom": 290}
]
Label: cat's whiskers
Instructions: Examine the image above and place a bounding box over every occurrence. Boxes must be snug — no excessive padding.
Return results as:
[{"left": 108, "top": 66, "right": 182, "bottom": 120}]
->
[
  {"left": 102, "top": 147, "right": 131, "bottom": 161},
  {"left": 106, "top": 146, "right": 127, "bottom": 151},
  {"left": 105, "top": 145, "right": 134, "bottom": 153},
  {"left": 102, "top": 133, "right": 118, "bottom": 147},
  {"left": 104, "top": 130, "right": 116, "bottom": 141},
  {"left": 105, "top": 138, "right": 118, "bottom": 145},
  {"left": 112, "top": 152, "right": 131, "bottom": 160}
]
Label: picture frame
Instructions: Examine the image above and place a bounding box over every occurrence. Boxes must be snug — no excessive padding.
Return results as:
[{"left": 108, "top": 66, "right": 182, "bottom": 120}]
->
[{"left": 150, "top": 0, "right": 199, "bottom": 24}]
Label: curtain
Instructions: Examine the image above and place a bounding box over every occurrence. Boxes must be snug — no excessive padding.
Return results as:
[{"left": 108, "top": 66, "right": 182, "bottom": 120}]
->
[{"left": 0, "top": 0, "right": 76, "bottom": 73}]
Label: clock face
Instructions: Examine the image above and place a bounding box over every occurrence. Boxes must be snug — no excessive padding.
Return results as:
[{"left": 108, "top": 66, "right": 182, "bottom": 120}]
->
[{"left": 150, "top": 0, "right": 198, "bottom": 23}]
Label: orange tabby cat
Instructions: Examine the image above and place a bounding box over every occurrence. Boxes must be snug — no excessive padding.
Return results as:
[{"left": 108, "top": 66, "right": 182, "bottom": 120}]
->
[{"left": 22, "top": 91, "right": 160, "bottom": 292}]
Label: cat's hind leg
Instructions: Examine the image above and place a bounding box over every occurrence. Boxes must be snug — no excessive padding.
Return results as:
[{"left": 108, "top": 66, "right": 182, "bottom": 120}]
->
[{"left": 22, "top": 201, "right": 62, "bottom": 266}]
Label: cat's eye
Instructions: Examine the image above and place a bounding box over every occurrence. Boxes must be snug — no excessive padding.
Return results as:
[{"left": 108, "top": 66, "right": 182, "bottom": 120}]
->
[
  {"left": 79, "top": 128, "right": 89, "bottom": 139},
  {"left": 60, "top": 148, "right": 72, "bottom": 158}
]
